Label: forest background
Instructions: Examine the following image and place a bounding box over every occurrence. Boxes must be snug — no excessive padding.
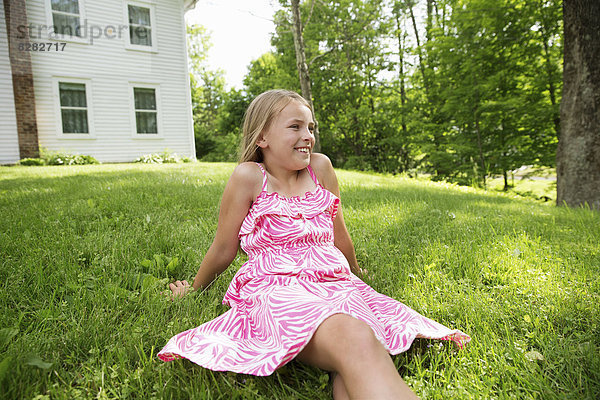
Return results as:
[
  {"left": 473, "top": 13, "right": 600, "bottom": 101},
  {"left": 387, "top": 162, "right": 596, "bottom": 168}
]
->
[{"left": 187, "top": 0, "right": 562, "bottom": 191}]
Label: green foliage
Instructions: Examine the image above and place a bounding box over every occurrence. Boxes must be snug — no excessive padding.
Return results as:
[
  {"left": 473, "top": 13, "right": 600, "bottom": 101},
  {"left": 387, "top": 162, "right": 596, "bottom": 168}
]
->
[
  {"left": 413, "top": 0, "right": 562, "bottom": 187},
  {"left": 186, "top": 24, "right": 211, "bottom": 74},
  {"left": 200, "top": 89, "right": 250, "bottom": 163},
  {"left": 1, "top": 163, "right": 599, "bottom": 399},
  {"left": 343, "top": 155, "right": 372, "bottom": 171},
  {"left": 280, "top": 0, "right": 393, "bottom": 167},
  {"left": 39, "top": 148, "right": 99, "bottom": 166},
  {"left": 187, "top": 24, "right": 249, "bottom": 162},
  {"left": 133, "top": 150, "right": 192, "bottom": 164},
  {"left": 18, "top": 158, "right": 45, "bottom": 166},
  {"left": 199, "top": 0, "right": 562, "bottom": 188},
  {"left": 243, "top": 52, "right": 298, "bottom": 98}
]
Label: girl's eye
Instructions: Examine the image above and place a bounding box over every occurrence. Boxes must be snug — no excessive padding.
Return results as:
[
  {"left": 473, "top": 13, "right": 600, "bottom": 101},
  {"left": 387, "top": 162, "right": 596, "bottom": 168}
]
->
[{"left": 290, "top": 124, "right": 299, "bottom": 129}]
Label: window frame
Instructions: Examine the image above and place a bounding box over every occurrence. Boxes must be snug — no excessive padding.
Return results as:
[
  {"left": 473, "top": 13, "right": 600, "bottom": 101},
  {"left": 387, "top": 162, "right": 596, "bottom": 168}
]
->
[
  {"left": 44, "top": 0, "right": 88, "bottom": 44},
  {"left": 123, "top": 1, "right": 158, "bottom": 53},
  {"left": 129, "top": 82, "right": 163, "bottom": 139},
  {"left": 52, "top": 76, "right": 96, "bottom": 139}
]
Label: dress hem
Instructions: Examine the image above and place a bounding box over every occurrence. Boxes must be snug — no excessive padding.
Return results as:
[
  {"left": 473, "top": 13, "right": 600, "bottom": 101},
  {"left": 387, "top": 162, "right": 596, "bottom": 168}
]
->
[{"left": 157, "top": 310, "right": 470, "bottom": 377}]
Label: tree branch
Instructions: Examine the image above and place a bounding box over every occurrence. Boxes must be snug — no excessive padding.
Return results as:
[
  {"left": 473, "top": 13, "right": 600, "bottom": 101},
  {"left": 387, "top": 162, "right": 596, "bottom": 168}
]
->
[{"left": 302, "top": 0, "right": 316, "bottom": 32}]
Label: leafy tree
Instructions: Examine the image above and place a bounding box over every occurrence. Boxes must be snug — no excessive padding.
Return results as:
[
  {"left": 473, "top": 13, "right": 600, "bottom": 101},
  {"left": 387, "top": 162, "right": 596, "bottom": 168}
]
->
[
  {"left": 289, "top": 0, "right": 322, "bottom": 150},
  {"left": 411, "top": 0, "right": 561, "bottom": 187},
  {"left": 272, "top": 0, "right": 392, "bottom": 169},
  {"left": 199, "top": 0, "right": 564, "bottom": 190},
  {"left": 243, "top": 52, "right": 298, "bottom": 98},
  {"left": 187, "top": 24, "right": 228, "bottom": 159},
  {"left": 202, "top": 89, "right": 250, "bottom": 162}
]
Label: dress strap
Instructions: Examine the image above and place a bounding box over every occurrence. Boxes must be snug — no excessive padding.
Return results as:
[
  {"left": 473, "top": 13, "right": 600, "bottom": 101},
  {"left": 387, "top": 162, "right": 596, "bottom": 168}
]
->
[
  {"left": 255, "top": 162, "right": 268, "bottom": 192},
  {"left": 307, "top": 165, "right": 319, "bottom": 185}
]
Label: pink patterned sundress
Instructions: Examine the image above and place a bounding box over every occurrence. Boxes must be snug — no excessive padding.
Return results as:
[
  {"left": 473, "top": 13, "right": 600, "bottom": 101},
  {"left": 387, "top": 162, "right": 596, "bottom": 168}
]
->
[{"left": 158, "top": 163, "right": 470, "bottom": 376}]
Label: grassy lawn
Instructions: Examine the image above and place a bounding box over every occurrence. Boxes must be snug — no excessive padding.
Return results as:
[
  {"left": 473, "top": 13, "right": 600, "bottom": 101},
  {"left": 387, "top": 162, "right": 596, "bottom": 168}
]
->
[{"left": 0, "top": 162, "right": 598, "bottom": 399}]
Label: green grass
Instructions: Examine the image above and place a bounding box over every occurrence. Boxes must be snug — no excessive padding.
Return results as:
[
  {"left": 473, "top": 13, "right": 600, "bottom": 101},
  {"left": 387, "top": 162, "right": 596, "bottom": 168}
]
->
[{"left": 1, "top": 163, "right": 599, "bottom": 399}]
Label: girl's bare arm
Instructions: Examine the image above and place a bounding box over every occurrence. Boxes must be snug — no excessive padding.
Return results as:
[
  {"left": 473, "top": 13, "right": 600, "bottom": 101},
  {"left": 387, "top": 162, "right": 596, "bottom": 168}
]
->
[
  {"left": 170, "top": 163, "right": 260, "bottom": 297},
  {"left": 311, "top": 154, "right": 361, "bottom": 275}
]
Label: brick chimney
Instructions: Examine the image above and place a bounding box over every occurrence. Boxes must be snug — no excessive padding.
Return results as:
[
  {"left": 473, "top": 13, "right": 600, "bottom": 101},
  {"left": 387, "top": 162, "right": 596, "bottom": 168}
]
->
[{"left": 3, "top": 0, "right": 39, "bottom": 159}]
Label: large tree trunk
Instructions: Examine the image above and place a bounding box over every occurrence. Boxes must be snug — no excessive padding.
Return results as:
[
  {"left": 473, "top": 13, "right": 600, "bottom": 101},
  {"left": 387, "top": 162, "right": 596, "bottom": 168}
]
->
[
  {"left": 290, "top": 0, "right": 321, "bottom": 151},
  {"left": 556, "top": 0, "right": 600, "bottom": 209}
]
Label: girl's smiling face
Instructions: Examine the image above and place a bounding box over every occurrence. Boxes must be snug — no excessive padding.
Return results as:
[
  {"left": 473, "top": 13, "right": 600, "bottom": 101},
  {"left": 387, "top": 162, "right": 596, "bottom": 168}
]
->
[{"left": 257, "top": 100, "right": 315, "bottom": 169}]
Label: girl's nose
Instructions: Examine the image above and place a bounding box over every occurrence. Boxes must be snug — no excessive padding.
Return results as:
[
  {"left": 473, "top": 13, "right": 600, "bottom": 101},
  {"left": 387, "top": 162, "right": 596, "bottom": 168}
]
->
[{"left": 302, "top": 127, "right": 313, "bottom": 140}]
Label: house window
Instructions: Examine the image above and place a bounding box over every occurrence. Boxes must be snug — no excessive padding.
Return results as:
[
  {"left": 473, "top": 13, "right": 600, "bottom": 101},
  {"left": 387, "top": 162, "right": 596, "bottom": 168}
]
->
[
  {"left": 51, "top": 0, "right": 82, "bottom": 37},
  {"left": 128, "top": 5, "right": 152, "bottom": 46},
  {"left": 134, "top": 88, "right": 158, "bottom": 134},
  {"left": 59, "top": 82, "right": 89, "bottom": 133}
]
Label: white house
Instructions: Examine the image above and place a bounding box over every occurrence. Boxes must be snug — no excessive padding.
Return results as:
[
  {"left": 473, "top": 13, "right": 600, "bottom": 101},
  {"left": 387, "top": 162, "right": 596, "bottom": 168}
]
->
[{"left": 1, "top": 0, "right": 197, "bottom": 164}]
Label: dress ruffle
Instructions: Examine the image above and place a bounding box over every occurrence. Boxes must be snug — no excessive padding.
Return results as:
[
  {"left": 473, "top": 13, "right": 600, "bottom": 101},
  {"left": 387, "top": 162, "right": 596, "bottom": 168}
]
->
[{"left": 238, "top": 183, "right": 339, "bottom": 237}]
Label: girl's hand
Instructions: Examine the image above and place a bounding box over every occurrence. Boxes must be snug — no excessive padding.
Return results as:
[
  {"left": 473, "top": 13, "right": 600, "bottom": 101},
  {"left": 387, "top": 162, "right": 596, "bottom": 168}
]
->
[
  {"left": 168, "top": 280, "right": 193, "bottom": 298},
  {"left": 358, "top": 268, "right": 371, "bottom": 280}
]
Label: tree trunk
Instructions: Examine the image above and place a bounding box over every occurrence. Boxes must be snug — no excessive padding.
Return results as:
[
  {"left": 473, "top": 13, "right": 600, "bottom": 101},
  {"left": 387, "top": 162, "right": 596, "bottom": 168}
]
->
[
  {"left": 290, "top": 0, "right": 321, "bottom": 151},
  {"left": 556, "top": 0, "right": 600, "bottom": 209},
  {"left": 409, "top": 4, "right": 429, "bottom": 96},
  {"left": 472, "top": 72, "right": 486, "bottom": 187},
  {"left": 475, "top": 112, "right": 486, "bottom": 188},
  {"left": 541, "top": 29, "right": 560, "bottom": 137},
  {"left": 426, "top": 0, "right": 433, "bottom": 42},
  {"left": 395, "top": 11, "right": 409, "bottom": 172}
]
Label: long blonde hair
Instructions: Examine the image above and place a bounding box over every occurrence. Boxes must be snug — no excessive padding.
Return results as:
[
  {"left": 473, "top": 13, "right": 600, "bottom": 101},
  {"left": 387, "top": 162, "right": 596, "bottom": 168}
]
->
[{"left": 238, "top": 89, "right": 312, "bottom": 163}]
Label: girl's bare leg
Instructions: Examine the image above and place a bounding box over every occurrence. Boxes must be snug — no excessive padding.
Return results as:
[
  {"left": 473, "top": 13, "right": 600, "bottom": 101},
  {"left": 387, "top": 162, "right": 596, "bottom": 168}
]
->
[
  {"left": 331, "top": 372, "right": 350, "bottom": 400},
  {"left": 297, "top": 314, "right": 419, "bottom": 400}
]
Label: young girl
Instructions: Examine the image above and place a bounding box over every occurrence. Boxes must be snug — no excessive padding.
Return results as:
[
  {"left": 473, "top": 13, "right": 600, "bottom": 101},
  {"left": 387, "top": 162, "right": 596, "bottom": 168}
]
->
[{"left": 158, "top": 89, "right": 469, "bottom": 399}]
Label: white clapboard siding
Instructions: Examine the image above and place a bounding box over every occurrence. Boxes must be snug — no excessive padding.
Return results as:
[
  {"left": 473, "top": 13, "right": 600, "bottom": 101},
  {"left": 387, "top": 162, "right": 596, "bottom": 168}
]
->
[
  {"left": 0, "top": 4, "right": 21, "bottom": 165},
  {"left": 26, "top": 0, "right": 195, "bottom": 162}
]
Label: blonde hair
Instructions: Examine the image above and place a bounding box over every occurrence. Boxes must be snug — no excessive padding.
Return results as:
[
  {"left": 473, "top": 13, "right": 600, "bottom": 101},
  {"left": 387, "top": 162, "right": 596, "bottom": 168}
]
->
[{"left": 238, "top": 89, "right": 312, "bottom": 163}]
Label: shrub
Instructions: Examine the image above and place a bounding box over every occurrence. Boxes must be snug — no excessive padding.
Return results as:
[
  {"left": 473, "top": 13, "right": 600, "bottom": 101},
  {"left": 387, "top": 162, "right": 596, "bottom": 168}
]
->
[
  {"left": 200, "top": 131, "right": 239, "bottom": 162},
  {"left": 45, "top": 153, "right": 99, "bottom": 165},
  {"left": 134, "top": 150, "right": 193, "bottom": 164},
  {"left": 19, "top": 158, "right": 46, "bottom": 166},
  {"left": 37, "top": 149, "right": 99, "bottom": 166},
  {"left": 133, "top": 153, "right": 164, "bottom": 164},
  {"left": 343, "top": 156, "right": 373, "bottom": 171}
]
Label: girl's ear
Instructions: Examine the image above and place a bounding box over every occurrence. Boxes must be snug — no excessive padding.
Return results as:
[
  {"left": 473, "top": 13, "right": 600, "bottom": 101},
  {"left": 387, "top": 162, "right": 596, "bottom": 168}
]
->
[{"left": 256, "top": 133, "right": 268, "bottom": 148}]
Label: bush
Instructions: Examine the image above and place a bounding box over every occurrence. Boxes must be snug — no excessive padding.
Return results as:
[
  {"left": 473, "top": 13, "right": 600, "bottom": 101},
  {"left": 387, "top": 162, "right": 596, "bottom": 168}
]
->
[
  {"left": 200, "top": 131, "right": 239, "bottom": 162},
  {"left": 45, "top": 153, "right": 99, "bottom": 166},
  {"left": 35, "top": 149, "right": 99, "bottom": 166},
  {"left": 134, "top": 150, "right": 193, "bottom": 164},
  {"left": 19, "top": 158, "right": 45, "bottom": 166},
  {"left": 343, "top": 156, "right": 373, "bottom": 171}
]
